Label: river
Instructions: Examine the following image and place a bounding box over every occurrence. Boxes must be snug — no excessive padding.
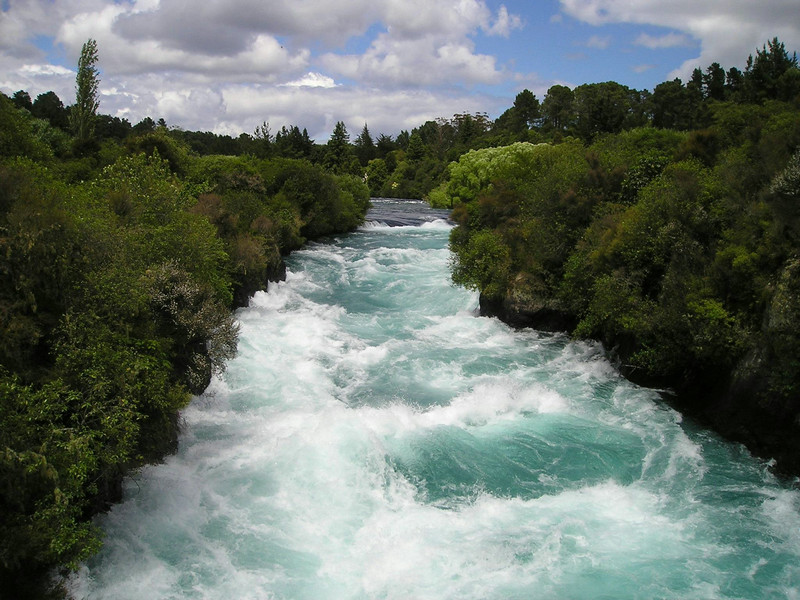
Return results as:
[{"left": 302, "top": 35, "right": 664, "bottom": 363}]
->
[{"left": 69, "top": 198, "right": 800, "bottom": 599}]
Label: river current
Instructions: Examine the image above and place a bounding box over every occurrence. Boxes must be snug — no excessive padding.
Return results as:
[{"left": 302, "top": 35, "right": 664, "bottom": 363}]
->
[{"left": 69, "top": 199, "right": 800, "bottom": 599}]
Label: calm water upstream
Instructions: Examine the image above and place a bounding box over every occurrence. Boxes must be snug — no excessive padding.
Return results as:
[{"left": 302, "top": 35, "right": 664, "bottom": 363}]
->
[{"left": 69, "top": 199, "right": 800, "bottom": 599}]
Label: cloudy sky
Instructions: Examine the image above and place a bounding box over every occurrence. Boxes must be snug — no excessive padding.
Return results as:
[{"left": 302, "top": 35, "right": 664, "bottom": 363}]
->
[{"left": 1, "top": 0, "right": 798, "bottom": 141}]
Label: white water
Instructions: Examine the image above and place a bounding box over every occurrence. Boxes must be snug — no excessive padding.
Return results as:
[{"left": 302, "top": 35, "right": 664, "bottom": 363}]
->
[{"left": 69, "top": 200, "right": 800, "bottom": 599}]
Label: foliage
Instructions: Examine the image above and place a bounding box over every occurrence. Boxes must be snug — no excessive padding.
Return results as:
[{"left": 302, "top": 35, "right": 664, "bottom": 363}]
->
[
  {"left": 70, "top": 39, "right": 100, "bottom": 151},
  {"left": 0, "top": 93, "right": 368, "bottom": 597}
]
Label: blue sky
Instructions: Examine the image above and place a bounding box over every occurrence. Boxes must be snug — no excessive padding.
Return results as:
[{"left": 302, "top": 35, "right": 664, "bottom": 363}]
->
[{"left": 1, "top": 0, "right": 798, "bottom": 140}]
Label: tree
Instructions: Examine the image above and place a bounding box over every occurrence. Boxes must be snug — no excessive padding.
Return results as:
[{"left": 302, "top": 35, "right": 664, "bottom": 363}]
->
[
  {"left": 650, "top": 79, "right": 692, "bottom": 130},
  {"left": 253, "top": 121, "right": 273, "bottom": 158},
  {"left": 274, "top": 125, "right": 314, "bottom": 159},
  {"left": 726, "top": 67, "right": 745, "bottom": 99},
  {"left": 375, "top": 133, "right": 397, "bottom": 159},
  {"left": 323, "top": 121, "right": 359, "bottom": 175},
  {"left": 541, "top": 84, "right": 574, "bottom": 133},
  {"left": 133, "top": 116, "right": 156, "bottom": 135},
  {"left": 32, "top": 91, "right": 69, "bottom": 129},
  {"left": 704, "top": 62, "right": 726, "bottom": 101},
  {"left": 405, "top": 132, "right": 426, "bottom": 161},
  {"left": 513, "top": 89, "right": 541, "bottom": 130},
  {"left": 11, "top": 90, "right": 32, "bottom": 112},
  {"left": 70, "top": 38, "right": 100, "bottom": 149},
  {"left": 744, "top": 37, "right": 799, "bottom": 102},
  {"left": 354, "top": 123, "right": 376, "bottom": 165},
  {"left": 573, "top": 81, "right": 632, "bottom": 141}
]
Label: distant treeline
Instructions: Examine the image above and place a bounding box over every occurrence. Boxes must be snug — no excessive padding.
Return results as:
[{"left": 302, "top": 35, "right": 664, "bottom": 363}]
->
[
  {"left": 8, "top": 39, "right": 797, "bottom": 205},
  {"left": 436, "top": 38, "right": 800, "bottom": 478}
]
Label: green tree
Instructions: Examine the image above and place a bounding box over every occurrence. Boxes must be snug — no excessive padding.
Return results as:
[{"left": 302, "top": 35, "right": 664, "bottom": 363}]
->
[
  {"left": 375, "top": 133, "right": 397, "bottom": 158},
  {"left": 354, "top": 123, "right": 376, "bottom": 166},
  {"left": 323, "top": 121, "right": 359, "bottom": 175},
  {"left": 32, "top": 91, "right": 69, "bottom": 130},
  {"left": 541, "top": 84, "right": 574, "bottom": 133},
  {"left": 11, "top": 90, "right": 32, "bottom": 112},
  {"left": 704, "top": 62, "right": 726, "bottom": 101},
  {"left": 253, "top": 121, "right": 273, "bottom": 158},
  {"left": 274, "top": 125, "right": 314, "bottom": 159},
  {"left": 70, "top": 39, "right": 100, "bottom": 149},
  {"left": 406, "top": 132, "right": 426, "bottom": 161},
  {"left": 513, "top": 88, "right": 541, "bottom": 129},
  {"left": 650, "top": 79, "right": 693, "bottom": 129},
  {"left": 744, "top": 37, "right": 799, "bottom": 102},
  {"left": 573, "top": 81, "right": 633, "bottom": 141}
]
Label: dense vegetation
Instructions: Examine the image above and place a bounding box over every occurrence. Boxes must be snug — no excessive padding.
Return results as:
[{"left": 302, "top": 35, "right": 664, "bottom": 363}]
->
[
  {"left": 0, "top": 43, "right": 369, "bottom": 597},
  {"left": 440, "top": 39, "right": 800, "bottom": 475}
]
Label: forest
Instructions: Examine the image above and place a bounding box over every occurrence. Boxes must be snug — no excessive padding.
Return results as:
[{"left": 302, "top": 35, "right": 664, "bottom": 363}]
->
[{"left": 1, "top": 35, "right": 799, "bottom": 596}]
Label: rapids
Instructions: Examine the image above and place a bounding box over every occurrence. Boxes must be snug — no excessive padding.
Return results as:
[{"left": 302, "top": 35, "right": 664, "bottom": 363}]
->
[{"left": 69, "top": 199, "right": 800, "bottom": 599}]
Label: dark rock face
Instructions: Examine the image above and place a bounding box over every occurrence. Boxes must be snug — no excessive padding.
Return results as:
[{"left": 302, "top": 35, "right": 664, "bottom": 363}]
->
[
  {"left": 232, "top": 258, "right": 287, "bottom": 309},
  {"left": 478, "top": 292, "right": 576, "bottom": 332}
]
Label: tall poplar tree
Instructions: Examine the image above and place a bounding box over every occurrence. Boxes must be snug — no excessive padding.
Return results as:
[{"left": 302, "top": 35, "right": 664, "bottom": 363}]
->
[{"left": 70, "top": 38, "right": 100, "bottom": 148}]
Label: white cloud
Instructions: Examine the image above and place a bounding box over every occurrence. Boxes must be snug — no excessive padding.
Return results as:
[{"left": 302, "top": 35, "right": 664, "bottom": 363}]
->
[
  {"left": 634, "top": 32, "right": 693, "bottom": 49},
  {"left": 585, "top": 35, "right": 612, "bottom": 49},
  {"left": 487, "top": 5, "right": 524, "bottom": 38},
  {"left": 0, "top": 0, "right": 523, "bottom": 136},
  {"left": 19, "top": 64, "right": 73, "bottom": 76},
  {"left": 280, "top": 72, "right": 339, "bottom": 88},
  {"left": 559, "top": 0, "right": 800, "bottom": 79},
  {"left": 321, "top": 31, "right": 506, "bottom": 88}
]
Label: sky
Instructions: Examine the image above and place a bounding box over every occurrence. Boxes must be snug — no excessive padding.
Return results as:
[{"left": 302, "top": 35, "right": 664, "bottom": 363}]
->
[{"left": 1, "top": 0, "right": 799, "bottom": 141}]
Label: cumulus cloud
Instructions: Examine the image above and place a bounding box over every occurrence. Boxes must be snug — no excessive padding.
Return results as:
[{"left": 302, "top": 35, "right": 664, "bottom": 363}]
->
[
  {"left": 0, "top": 0, "right": 522, "bottom": 136},
  {"left": 634, "top": 32, "right": 693, "bottom": 49},
  {"left": 318, "top": 1, "right": 518, "bottom": 87},
  {"left": 321, "top": 34, "right": 505, "bottom": 88},
  {"left": 280, "top": 72, "right": 339, "bottom": 88},
  {"left": 111, "top": 0, "right": 382, "bottom": 51},
  {"left": 559, "top": 0, "right": 800, "bottom": 79},
  {"left": 487, "top": 6, "right": 524, "bottom": 37}
]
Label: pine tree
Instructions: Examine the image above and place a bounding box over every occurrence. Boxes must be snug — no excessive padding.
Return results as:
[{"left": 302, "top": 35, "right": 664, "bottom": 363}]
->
[
  {"left": 354, "top": 123, "right": 375, "bottom": 166},
  {"left": 324, "top": 121, "right": 359, "bottom": 174}
]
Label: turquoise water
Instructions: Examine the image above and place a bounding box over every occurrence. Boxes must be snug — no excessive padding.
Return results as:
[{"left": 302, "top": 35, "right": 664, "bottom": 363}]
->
[{"left": 70, "top": 199, "right": 800, "bottom": 599}]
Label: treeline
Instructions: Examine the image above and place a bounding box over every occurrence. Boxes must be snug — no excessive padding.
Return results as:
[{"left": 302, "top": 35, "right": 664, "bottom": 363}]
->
[
  {"left": 349, "top": 37, "right": 800, "bottom": 201},
  {"left": 9, "top": 39, "right": 798, "bottom": 209},
  {"left": 0, "top": 46, "right": 369, "bottom": 595},
  {"left": 439, "top": 39, "right": 800, "bottom": 474}
]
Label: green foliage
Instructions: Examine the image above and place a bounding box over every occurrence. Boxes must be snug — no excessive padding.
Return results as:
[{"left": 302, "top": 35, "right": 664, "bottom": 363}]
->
[
  {"left": 0, "top": 94, "right": 55, "bottom": 161},
  {"left": 125, "top": 128, "right": 192, "bottom": 176},
  {"left": 70, "top": 39, "right": 100, "bottom": 151},
  {"left": 573, "top": 81, "right": 637, "bottom": 141},
  {"left": 450, "top": 228, "right": 511, "bottom": 299},
  {"left": 744, "top": 37, "right": 799, "bottom": 102},
  {"left": 323, "top": 121, "right": 361, "bottom": 176},
  {"left": 0, "top": 116, "right": 368, "bottom": 590}
]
